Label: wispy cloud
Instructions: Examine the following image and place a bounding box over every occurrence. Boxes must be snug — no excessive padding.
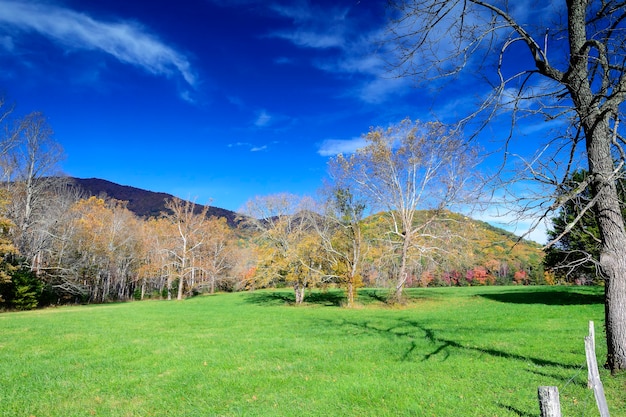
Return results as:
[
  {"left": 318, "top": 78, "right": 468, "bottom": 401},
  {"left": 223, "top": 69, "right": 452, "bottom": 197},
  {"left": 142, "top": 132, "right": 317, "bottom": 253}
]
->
[
  {"left": 268, "top": 2, "right": 349, "bottom": 49},
  {"left": 317, "top": 137, "right": 366, "bottom": 156},
  {"left": 353, "top": 76, "right": 413, "bottom": 104},
  {"left": 254, "top": 110, "right": 272, "bottom": 127},
  {"left": 266, "top": 2, "right": 411, "bottom": 105},
  {"left": 228, "top": 141, "right": 252, "bottom": 148},
  {"left": 228, "top": 141, "right": 271, "bottom": 152},
  {"left": 0, "top": 0, "right": 196, "bottom": 87},
  {"left": 251, "top": 108, "right": 296, "bottom": 131}
]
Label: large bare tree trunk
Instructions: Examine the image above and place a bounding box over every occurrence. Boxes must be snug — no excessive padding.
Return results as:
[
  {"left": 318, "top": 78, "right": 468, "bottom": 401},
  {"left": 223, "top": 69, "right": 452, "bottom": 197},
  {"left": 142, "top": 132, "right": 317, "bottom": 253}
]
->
[
  {"left": 601, "top": 233, "right": 626, "bottom": 373},
  {"left": 386, "top": 0, "right": 626, "bottom": 373},
  {"left": 586, "top": 121, "right": 626, "bottom": 372},
  {"left": 565, "top": 0, "right": 626, "bottom": 371}
]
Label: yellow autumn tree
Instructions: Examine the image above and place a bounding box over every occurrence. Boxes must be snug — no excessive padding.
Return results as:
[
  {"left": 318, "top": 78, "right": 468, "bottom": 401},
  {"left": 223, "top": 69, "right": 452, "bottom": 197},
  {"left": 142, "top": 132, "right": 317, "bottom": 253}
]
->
[{"left": 242, "top": 193, "right": 324, "bottom": 304}]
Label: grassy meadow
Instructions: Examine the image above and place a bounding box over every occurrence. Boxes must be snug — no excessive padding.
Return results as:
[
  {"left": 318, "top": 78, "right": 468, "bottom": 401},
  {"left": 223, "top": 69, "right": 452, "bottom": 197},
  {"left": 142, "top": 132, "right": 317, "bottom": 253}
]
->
[{"left": 1, "top": 286, "right": 625, "bottom": 416}]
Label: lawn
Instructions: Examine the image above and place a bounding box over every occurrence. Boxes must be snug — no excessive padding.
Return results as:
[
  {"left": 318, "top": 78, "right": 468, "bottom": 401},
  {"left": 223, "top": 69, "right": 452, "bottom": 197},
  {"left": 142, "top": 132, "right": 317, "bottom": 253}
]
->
[{"left": 0, "top": 286, "right": 624, "bottom": 416}]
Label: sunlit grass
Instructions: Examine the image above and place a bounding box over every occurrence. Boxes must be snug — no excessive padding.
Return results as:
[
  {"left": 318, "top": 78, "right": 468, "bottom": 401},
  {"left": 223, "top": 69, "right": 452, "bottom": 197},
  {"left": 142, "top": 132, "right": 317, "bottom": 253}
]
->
[{"left": 0, "top": 286, "right": 624, "bottom": 416}]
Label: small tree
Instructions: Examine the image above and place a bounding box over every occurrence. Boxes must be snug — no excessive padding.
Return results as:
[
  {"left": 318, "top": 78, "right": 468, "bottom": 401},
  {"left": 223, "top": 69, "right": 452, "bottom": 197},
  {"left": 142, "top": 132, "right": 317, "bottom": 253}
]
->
[
  {"left": 241, "top": 193, "right": 323, "bottom": 304},
  {"left": 317, "top": 188, "right": 367, "bottom": 307}
]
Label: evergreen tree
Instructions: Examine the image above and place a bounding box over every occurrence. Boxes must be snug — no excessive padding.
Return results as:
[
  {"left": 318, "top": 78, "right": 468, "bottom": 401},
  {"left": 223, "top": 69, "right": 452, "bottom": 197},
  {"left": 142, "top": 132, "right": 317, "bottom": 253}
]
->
[{"left": 544, "top": 170, "right": 626, "bottom": 283}]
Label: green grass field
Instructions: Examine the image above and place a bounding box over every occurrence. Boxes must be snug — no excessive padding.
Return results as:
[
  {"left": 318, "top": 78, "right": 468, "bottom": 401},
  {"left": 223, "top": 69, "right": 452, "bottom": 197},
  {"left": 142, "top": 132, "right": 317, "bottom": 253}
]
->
[{"left": 1, "top": 286, "right": 624, "bottom": 416}]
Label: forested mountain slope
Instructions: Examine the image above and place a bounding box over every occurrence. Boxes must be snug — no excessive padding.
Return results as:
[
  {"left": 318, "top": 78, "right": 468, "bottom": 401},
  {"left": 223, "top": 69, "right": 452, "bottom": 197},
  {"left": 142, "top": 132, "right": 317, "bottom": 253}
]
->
[
  {"left": 70, "top": 177, "right": 239, "bottom": 225},
  {"left": 69, "top": 177, "right": 542, "bottom": 283},
  {"left": 360, "top": 210, "right": 544, "bottom": 285}
]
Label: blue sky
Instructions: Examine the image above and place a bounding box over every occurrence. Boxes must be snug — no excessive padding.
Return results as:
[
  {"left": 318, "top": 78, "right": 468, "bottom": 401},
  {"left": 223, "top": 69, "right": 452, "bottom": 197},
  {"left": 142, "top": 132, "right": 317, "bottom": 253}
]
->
[{"left": 0, "top": 0, "right": 561, "bottom": 242}]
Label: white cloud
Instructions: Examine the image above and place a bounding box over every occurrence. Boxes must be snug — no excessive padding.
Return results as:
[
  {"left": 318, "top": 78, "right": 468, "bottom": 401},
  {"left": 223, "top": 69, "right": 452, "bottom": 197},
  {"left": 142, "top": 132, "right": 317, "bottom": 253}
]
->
[
  {"left": 355, "top": 76, "right": 413, "bottom": 104},
  {"left": 179, "top": 89, "right": 195, "bottom": 104},
  {"left": 317, "top": 137, "right": 366, "bottom": 156},
  {"left": 0, "top": 0, "right": 196, "bottom": 87},
  {"left": 254, "top": 110, "right": 272, "bottom": 127},
  {"left": 274, "top": 31, "right": 345, "bottom": 49},
  {"left": 255, "top": 2, "right": 408, "bottom": 105},
  {"left": 228, "top": 141, "right": 252, "bottom": 148},
  {"left": 268, "top": 2, "right": 350, "bottom": 49},
  {"left": 228, "top": 141, "right": 270, "bottom": 152}
]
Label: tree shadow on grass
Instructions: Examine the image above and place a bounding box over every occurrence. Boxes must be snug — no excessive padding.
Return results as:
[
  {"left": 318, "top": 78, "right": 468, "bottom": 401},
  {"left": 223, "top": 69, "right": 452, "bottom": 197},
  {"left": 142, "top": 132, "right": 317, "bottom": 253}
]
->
[
  {"left": 244, "top": 291, "right": 294, "bottom": 306},
  {"left": 477, "top": 288, "right": 604, "bottom": 305},
  {"left": 306, "top": 291, "right": 345, "bottom": 306},
  {"left": 319, "top": 315, "right": 582, "bottom": 416},
  {"left": 244, "top": 290, "right": 345, "bottom": 307},
  {"left": 358, "top": 289, "right": 391, "bottom": 304},
  {"left": 496, "top": 404, "right": 535, "bottom": 417},
  {"left": 327, "top": 317, "right": 581, "bottom": 370},
  {"left": 359, "top": 289, "right": 437, "bottom": 306}
]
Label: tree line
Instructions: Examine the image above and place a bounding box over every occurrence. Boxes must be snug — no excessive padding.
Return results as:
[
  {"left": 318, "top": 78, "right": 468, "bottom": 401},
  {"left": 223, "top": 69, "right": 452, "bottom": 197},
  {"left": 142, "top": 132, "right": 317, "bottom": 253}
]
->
[{"left": 0, "top": 107, "right": 544, "bottom": 311}]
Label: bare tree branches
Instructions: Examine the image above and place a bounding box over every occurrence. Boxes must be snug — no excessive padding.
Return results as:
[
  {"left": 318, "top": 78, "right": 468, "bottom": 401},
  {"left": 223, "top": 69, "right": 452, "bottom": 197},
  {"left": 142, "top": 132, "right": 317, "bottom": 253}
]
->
[
  {"left": 331, "top": 118, "right": 479, "bottom": 302},
  {"left": 387, "top": 0, "right": 626, "bottom": 372}
]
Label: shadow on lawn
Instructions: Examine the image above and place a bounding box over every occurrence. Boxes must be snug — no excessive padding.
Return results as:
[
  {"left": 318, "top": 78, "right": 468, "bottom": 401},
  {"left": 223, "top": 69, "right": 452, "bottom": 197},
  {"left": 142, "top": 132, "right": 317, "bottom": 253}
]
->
[
  {"left": 244, "top": 289, "right": 405, "bottom": 307},
  {"left": 326, "top": 316, "right": 580, "bottom": 416},
  {"left": 496, "top": 403, "right": 535, "bottom": 417},
  {"left": 244, "top": 290, "right": 345, "bottom": 307},
  {"left": 477, "top": 288, "right": 604, "bottom": 305},
  {"left": 358, "top": 289, "right": 389, "bottom": 303},
  {"left": 329, "top": 316, "right": 581, "bottom": 371}
]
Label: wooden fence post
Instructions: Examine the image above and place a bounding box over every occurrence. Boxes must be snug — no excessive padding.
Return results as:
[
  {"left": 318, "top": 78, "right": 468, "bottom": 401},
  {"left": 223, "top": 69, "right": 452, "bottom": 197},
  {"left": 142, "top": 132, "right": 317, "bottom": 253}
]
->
[
  {"left": 585, "top": 320, "right": 610, "bottom": 417},
  {"left": 538, "top": 386, "right": 561, "bottom": 417}
]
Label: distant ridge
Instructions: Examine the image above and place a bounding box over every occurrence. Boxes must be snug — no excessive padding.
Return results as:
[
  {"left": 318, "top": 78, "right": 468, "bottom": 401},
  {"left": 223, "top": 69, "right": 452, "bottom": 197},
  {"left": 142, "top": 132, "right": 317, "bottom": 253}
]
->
[{"left": 69, "top": 177, "right": 239, "bottom": 226}]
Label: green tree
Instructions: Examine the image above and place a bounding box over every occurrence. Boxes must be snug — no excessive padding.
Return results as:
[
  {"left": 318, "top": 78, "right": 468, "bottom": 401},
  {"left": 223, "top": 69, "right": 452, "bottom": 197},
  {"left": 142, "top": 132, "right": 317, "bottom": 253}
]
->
[
  {"left": 544, "top": 170, "right": 626, "bottom": 284},
  {"left": 318, "top": 188, "right": 366, "bottom": 307},
  {"left": 7, "top": 268, "right": 42, "bottom": 310}
]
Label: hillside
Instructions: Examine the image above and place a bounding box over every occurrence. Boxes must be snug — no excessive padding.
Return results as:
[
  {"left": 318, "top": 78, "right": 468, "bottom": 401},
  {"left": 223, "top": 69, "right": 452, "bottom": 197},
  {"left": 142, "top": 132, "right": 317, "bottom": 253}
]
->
[
  {"left": 360, "top": 210, "right": 544, "bottom": 284},
  {"left": 67, "top": 177, "right": 542, "bottom": 280},
  {"left": 69, "top": 177, "right": 239, "bottom": 226}
]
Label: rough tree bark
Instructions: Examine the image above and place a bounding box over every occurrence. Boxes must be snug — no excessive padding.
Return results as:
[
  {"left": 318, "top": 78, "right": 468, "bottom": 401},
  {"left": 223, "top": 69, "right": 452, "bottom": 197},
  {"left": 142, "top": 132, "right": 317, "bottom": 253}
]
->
[{"left": 388, "top": 0, "right": 626, "bottom": 373}]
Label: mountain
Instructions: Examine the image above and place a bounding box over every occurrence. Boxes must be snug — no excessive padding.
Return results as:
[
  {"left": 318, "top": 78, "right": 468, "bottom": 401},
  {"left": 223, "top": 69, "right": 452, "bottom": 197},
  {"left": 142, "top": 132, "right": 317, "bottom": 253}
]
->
[
  {"left": 69, "top": 177, "right": 239, "bottom": 226},
  {"left": 68, "top": 177, "right": 542, "bottom": 282}
]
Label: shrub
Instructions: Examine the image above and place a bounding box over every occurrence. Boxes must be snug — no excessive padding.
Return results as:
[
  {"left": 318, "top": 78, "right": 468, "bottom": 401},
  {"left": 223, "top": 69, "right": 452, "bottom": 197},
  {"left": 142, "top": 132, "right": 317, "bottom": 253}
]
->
[{"left": 1, "top": 268, "right": 43, "bottom": 310}]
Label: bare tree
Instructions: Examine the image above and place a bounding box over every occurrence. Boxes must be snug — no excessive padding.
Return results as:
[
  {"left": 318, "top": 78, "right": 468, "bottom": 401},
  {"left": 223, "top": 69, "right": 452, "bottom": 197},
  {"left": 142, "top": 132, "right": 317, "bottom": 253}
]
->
[
  {"left": 200, "top": 217, "right": 235, "bottom": 294},
  {"left": 5, "top": 112, "right": 65, "bottom": 265},
  {"left": 387, "top": 0, "right": 626, "bottom": 373},
  {"left": 332, "top": 119, "right": 477, "bottom": 303},
  {"left": 29, "top": 180, "right": 82, "bottom": 276},
  {"left": 163, "top": 197, "right": 210, "bottom": 301},
  {"left": 0, "top": 96, "right": 20, "bottom": 181}
]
